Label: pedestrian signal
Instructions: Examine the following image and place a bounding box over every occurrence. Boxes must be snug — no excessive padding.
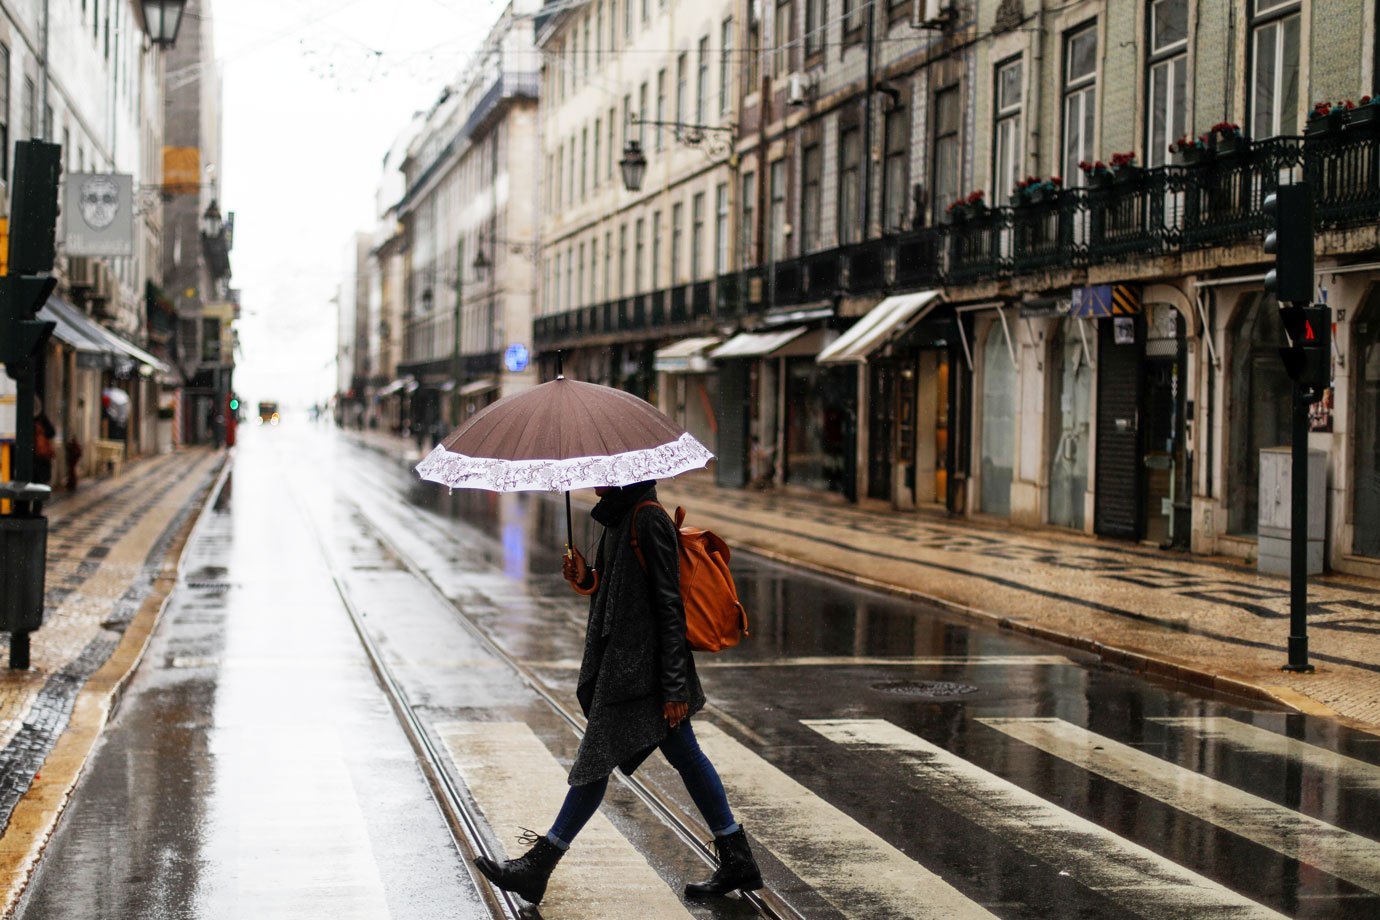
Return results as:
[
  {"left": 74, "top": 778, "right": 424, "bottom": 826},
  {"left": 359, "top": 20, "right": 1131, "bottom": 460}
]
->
[{"left": 1279, "top": 304, "right": 1331, "bottom": 394}]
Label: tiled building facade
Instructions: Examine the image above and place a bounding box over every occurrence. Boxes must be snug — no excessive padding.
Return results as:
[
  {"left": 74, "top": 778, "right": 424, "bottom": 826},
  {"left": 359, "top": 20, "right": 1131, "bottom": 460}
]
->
[{"left": 530, "top": 0, "right": 1379, "bottom": 575}]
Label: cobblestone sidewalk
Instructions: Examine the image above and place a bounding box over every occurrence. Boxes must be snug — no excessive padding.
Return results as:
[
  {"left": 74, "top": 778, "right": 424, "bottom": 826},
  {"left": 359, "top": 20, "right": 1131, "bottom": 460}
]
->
[
  {"left": 0, "top": 449, "right": 223, "bottom": 848},
  {"left": 356, "top": 428, "right": 1380, "bottom": 732}
]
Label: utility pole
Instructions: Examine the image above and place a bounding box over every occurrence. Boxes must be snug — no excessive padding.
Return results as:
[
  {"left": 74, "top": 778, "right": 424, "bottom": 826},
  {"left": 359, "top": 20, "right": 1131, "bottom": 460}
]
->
[
  {"left": 1263, "top": 183, "right": 1325, "bottom": 673},
  {"left": 0, "top": 140, "right": 62, "bottom": 669}
]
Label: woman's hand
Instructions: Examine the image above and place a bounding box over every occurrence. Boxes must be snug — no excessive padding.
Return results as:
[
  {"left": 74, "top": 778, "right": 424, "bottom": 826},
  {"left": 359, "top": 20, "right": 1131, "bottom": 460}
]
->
[
  {"left": 562, "top": 548, "right": 588, "bottom": 586},
  {"left": 663, "top": 701, "right": 689, "bottom": 728}
]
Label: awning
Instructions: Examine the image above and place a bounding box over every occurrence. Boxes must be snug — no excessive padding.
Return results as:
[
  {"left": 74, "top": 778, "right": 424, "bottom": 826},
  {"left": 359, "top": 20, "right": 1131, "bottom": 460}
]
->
[
  {"left": 40, "top": 297, "right": 120, "bottom": 369},
  {"left": 654, "top": 336, "right": 721, "bottom": 373},
  {"left": 817, "top": 290, "right": 942, "bottom": 365},
  {"left": 89, "top": 323, "right": 171, "bottom": 376},
  {"left": 458, "top": 378, "right": 498, "bottom": 397},
  {"left": 710, "top": 327, "right": 810, "bottom": 360},
  {"left": 378, "top": 377, "right": 412, "bottom": 397}
]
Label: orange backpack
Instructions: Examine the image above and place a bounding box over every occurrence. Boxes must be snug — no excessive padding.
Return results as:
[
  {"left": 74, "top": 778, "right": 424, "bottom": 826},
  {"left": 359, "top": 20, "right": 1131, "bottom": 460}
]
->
[{"left": 630, "top": 502, "right": 749, "bottom": 653}]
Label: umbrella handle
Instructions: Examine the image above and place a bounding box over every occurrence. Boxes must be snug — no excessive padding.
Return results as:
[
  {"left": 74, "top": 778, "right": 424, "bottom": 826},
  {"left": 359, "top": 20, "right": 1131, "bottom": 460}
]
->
[{"left": 565, "top": 491, "right": 575, "bottom": 556}]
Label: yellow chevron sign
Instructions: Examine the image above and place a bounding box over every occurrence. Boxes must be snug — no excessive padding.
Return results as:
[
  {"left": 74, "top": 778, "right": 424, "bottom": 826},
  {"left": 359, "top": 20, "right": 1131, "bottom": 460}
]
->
[{"left": 1111, "top": 285, "right": 1141, "bottom": 315}]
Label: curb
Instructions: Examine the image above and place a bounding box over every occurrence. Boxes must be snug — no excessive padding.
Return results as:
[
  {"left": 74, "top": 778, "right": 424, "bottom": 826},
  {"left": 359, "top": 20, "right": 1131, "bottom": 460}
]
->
[{"left": 0, "top": 452, "right": 231, "bottom": 918}]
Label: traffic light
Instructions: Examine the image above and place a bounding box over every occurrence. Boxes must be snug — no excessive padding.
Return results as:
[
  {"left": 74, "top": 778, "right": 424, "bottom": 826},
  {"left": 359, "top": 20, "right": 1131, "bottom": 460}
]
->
[
  {"left": 0, "top": 276, "right": 57, "bottom": 364},
  {"left": 1263, "top": 184, "right": 1314, "bottom": 304},
  {"left": 1264, "top": 184, "right": 1313, "bottom": 303},
  {"left": 229, "top": 397, "right": 240, "bottom": 411},
  {"left": 1279, "top": 304, "right": 1331, "bottom": 393},
  {"left": 7, "top": 141, "right": 62, "bottom": 277}
]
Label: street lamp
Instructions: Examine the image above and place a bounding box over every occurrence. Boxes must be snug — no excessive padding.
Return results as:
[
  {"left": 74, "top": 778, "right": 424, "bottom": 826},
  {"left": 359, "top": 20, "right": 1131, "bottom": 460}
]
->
[
  {"left": 472, "top": 248, "right": 491, "bottom": 281},
  {"left": 142, "top": 0, "right": 188, "bottom": 48},
  {"left": 201, "top": 200, "right": 223, "bottom": 238},
  {"left": 619, "top": 140, "right": 648, "bottom": 193}
]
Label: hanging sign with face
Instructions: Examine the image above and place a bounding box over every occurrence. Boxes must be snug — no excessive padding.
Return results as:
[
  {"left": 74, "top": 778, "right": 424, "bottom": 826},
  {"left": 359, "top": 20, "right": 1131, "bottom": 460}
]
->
[{"left": 63, "top": 173, "right": 134, "bottom": 257}]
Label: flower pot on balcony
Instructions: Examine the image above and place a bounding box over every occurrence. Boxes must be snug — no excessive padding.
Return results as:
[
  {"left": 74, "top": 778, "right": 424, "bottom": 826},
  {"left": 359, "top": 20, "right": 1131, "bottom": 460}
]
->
[
  {"left": 1026, "top": 186, "right": 1057, "bottom": 206},
  {"left": 1344, "top": 104, "right": 1380, "bottom": 138},
  {"left": 1086, "top": 172, "right": 1113, "bottom": 191},
  {"left": 1173, "top": 146, "right": 1211, "bottom": 167},
  {"left": 1306, "top": 111, "right": 1346, "bottom": 138},
  {"left": 1111, "top": 165, "right": 1145, "bottom": 186},
  {"left": 1215, "top": 134, "right": 1250, "bottom": 158}
]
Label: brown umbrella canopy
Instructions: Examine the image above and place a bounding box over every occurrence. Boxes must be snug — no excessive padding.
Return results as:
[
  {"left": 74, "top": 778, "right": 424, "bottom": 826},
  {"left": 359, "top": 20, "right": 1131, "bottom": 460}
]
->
[
  {"left": 415, "top": 377, "right": 714, "bottom": 494},
  {"left": 442, "top": 378, "right": 689, "bottom": 460}
]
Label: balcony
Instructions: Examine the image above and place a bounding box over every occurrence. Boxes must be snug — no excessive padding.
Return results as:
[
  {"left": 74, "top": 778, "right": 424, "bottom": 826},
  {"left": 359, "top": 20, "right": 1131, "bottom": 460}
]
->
[{"left": 532, "top": 128, "right": 1380, "bottom": 349}]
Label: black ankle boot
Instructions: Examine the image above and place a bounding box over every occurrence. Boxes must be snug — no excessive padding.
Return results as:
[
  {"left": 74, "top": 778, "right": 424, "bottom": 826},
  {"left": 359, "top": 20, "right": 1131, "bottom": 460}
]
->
[
  {"left": 474, "top": 831, "right": 566, "bottom": 905},
  {"left": 685, "top": 827, "right": 763, "bottom": 897}
]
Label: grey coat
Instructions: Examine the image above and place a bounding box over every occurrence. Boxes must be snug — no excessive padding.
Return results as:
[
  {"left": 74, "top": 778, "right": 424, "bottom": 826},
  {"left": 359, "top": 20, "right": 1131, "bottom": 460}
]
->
[{"left": 568, "top": 482, "right": 705, "bottom": 786}]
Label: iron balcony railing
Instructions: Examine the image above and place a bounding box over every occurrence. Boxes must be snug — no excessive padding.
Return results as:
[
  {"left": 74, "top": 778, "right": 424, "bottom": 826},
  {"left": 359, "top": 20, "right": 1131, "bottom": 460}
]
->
[{"left": 533, "top": 128, "right": 1380, "bottom": 347}]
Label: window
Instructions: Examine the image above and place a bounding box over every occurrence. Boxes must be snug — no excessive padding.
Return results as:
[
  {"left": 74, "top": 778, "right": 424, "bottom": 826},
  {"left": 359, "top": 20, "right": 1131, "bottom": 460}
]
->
[
  {"left": 21, "top": 76, "right": 34, "bottom": 140},
  {"left": 608, "top": 110, "right": 616, "bottom": 180},
  {"left": 584, "top": 18, "right": 592, "bottom": 76},
  {"left": 580, "top": 128, "right": 589, "bottom": 199},
  {"left": 619, "top": 224, "right": 628, "bottom": 296},
  {"left": 993, "top": 58, "right": 1022, "bottom": 202},
  {"left": 1251, "top": 0, "right": 1300, "bottom": 138},
  {"left": 595, "top": 2, "right": 603, "bottom": 62},
  {"left": 656, "top": 70, "right": 667, "bottom": 150},
  {"left": 676, "top": 53, "right": 688, "bottom": 123},
  {"left": 555, "top": 144, "right": 563, "bottom": 210},
  {"left": 691, "top": 192, "right": 706, "bottom": 278},
  {"left": 741, "top": 170, "right": 757, "bottom": 265},
  {"left": 566, "top": 249, "right": 574, "bottom": 310},
  {"left": 635, "top": 218, "right": 646, "bottom": 290},
  {"left": 577, "top": 242, "right": 585, "bottom": 306},
  {"left": 839, "top": 126, "right": 862, "bottom": 244},
  {"left": 805, "top": 0, "right": 824, "bottom": 57},
  {"left": 671, "top": 202, "right": 684, "bottom": 282},
  {"left": 882, "top": 107, "right": 910, "bottom": 230},
  {"left": 720, "top": 18, "right": 734, "bottom": 117},
  {"left": 842, "top": 0, "right": 862, "bottom": 36},
  {"left": 801, "top": 142, "right": 822, "bottom": 251},
  {"left": 773, "top": 0, "right": 791, "bottom": 78},
  {"left": 1062, "top": 25, "right": 1097, "bottom": 185},
  {"left": 625, "top": 0, "right": 633, "bottom": 38},
  {"left": 696, "top": 37, "right": 710, "bottom": 123},
  {"left": 593, "top": 118, "right": 602, "bottom": 189},
  {"left": 638, "top": 83, "right": 648, "bottom": 144},
  {"left": 769, "top": 159, "right": 786, "bottom": 260},
  {"left": 1147, "top": 0, "right": 1187, "bottom": 167},
  {"left": 746, "top": 5, "right": 761, "bottom": 91},
  {"left": 0, "top": 43, "right": 9, "bottom": 180},
  {"left": 715, "top": 183, "right": 730, "bottom": 273},
  {"left": 652, "top": 209, "right": 662, "bottom": 287},
  {"left": 641, "top": 0, "right": 648, "bottom": 25},
  {"left": 604, "top": 231, "right": 613, "bottom": 296},
  {"left": 932, "top": 86, "right": 960, "bottom": 222}
]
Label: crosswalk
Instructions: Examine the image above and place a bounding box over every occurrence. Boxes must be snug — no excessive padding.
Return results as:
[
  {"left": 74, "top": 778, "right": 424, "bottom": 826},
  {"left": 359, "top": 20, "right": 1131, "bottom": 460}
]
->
[{"left": 436, "top": 713, "right": 1380, "bottom": 918}]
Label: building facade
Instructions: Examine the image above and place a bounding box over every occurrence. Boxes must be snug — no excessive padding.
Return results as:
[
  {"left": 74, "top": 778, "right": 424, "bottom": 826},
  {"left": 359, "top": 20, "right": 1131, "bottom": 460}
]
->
[
  {"left": 534, "top": 0, "right": 1380, "bottom": 577},
  {"left": 385, "top": 0, "right": 542, "bottom": 446}
]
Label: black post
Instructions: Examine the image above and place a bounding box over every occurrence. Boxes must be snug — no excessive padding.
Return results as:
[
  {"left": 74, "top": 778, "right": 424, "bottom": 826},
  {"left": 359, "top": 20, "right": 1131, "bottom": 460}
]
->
[{"left": 1283, "top": 384, "right": 1314, "bottom": 672}]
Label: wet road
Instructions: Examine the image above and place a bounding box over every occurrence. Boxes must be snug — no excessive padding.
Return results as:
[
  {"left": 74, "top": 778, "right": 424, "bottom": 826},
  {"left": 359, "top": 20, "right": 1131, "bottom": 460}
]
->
[{"left": 17, "top": 423, "right": 1380, "bottom": 919}]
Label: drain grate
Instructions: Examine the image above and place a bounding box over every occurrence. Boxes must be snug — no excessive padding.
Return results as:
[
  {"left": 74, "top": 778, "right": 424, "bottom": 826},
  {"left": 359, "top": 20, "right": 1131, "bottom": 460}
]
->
[{"left": 869, "top": 679, "right": 978, "bottom": 698}]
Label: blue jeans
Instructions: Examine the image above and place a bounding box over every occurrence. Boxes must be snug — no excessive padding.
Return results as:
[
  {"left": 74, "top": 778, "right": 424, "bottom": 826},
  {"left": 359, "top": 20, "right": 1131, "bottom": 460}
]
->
[{"left": 547, "top": 719, "right": 739, "bottom": 848}]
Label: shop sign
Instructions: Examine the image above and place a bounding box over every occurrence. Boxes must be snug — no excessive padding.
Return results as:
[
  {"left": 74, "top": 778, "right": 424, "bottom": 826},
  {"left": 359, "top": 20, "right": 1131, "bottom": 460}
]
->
[
  {"left": 64, "top": 173, "right": 134, "bottom": 257},
  {"left": 1114, "top": 316, "right": 1135, "bottom": 344}
]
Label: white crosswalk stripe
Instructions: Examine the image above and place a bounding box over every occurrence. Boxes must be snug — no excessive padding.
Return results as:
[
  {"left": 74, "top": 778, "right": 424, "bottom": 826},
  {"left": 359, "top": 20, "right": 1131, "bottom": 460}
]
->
[
  {"left": 436, "top": 721, "right": 694, "bottom": 919},
  {"left": 981, "top": 717, "right": 1380, "bottom": 894},
  {"left": 693, "top": 722, "right": 998, "bottom": 919},
  {"left": 806, "top": 718, "right": 1285, "bottom": 919},
  {"left": 524, "top": 655, "right": 1075, "bottom": 669},
  {"left": 1151, "top": 716, "right": 1380, "bottom": 791}
]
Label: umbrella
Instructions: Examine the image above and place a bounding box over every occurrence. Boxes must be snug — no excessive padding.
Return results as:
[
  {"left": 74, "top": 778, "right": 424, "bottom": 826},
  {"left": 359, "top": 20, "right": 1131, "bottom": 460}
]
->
[{"left": 415, "top": 365, "right": 713, "bottom": 552}]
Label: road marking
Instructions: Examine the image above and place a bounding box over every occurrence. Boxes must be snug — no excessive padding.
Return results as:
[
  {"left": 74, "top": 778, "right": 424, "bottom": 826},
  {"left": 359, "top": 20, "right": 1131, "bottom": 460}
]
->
[
  {"left": 694, "top": 722, "right": 997, "bottom": 919},
  {"left": 1151, "top": 717, "right": 1380, "bottom": 791},
  {"left": 436, "top": 721, "right": 693, "bottom": 919},
  {"left": 806, "top": 719, "right": 1285, "bottom": 919},
  {"left": 981, "top": 718, "right": 1380, "bottom": 894},
  {"left": 524, "top": 655, "right": 1074, "bottom": 669}
]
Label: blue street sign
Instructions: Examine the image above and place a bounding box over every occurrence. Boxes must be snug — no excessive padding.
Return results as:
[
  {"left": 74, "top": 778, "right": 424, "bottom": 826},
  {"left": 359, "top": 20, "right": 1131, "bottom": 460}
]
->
[
  {"left": 504, "top": 343, "right": 530, "bottom": 373},
  {"left": 1071, "top": 284, "right": 1113, "bottom": 318}
]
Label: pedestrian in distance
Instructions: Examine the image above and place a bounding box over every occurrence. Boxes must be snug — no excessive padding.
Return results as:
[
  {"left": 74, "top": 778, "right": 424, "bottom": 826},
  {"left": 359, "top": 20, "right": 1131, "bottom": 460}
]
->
[
  {"left": 474, "top": 479, "right": 763, "bottom": 907},
  {"left": 32, "top": 400, "right": 56, "bottom": 486}
]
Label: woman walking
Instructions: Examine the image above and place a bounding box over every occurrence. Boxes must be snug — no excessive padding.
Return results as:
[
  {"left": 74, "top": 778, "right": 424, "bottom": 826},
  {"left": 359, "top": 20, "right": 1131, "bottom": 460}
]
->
[{"left": 474, "top": 479, "right": 762, "bottom": 906}]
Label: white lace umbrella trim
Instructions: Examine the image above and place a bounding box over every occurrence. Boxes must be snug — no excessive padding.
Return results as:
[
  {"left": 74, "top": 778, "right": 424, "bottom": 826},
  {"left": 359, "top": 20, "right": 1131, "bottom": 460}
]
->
[{"left": 414, "top": 431, "right": 714, "bottom": 492}]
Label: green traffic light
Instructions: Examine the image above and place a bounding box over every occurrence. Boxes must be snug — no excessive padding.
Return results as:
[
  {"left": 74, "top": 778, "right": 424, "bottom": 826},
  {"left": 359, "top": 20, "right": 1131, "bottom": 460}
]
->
[{"left": 229, "top": 398, "right": 240, "bottom": 410}]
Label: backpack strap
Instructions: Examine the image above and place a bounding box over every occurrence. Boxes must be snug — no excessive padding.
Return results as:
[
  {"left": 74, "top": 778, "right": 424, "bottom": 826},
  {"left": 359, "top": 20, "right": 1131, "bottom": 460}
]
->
[{"left": 628, "top": 500, "right": 666, "bottom": 573}]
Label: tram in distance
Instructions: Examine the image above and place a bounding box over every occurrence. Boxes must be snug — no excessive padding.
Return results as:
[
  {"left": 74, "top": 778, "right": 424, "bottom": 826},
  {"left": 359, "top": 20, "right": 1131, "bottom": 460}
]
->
[{"left": 257, "top": 401, "right": 281, "bottom": 426}]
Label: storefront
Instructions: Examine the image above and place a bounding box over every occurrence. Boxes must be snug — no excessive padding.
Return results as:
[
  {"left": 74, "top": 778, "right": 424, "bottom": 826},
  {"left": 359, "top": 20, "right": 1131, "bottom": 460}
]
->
[
  {"left": 978, "top": 314, "right": 1018, "bottom": 518},
  {"left": 710, "top": 326, "right": 845, "bottom": 496},
  {"left": 817, "top": 291, "right": 966, "bottom": 510},
  {"left": 1045, "top": 314, "right": 1095, "bottom": 531},
  {"left": 1354, "top": 288, "right": 1380, "bottom": 558},
  {"left": 654, "top": 337, "right": 722, "bottom": 454},
  {"left": 1226, "top": 292, "right": 1293, "bottom": 536}
]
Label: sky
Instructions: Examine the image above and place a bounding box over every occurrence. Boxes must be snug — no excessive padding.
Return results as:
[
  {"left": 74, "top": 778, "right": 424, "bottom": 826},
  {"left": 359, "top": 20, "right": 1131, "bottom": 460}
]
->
[{"left": 216, "top": 0, "right": 496, "bottom": 410}]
